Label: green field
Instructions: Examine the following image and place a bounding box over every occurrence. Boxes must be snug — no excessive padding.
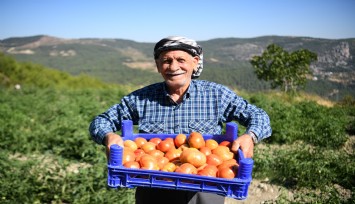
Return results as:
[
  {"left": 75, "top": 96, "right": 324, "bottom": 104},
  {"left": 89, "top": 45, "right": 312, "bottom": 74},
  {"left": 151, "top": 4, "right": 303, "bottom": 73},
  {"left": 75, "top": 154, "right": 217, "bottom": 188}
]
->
[{"left": 1, "top": 53, "right": 354, "bottom": 203}]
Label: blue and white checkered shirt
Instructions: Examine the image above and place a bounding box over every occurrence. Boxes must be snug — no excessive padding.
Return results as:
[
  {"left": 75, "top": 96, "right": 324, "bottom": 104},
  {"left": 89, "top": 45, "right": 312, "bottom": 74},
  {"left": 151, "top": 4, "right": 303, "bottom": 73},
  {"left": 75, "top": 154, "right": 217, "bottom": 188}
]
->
[{"left": 89, "top": 80, "right": 271, "bottom": 145}]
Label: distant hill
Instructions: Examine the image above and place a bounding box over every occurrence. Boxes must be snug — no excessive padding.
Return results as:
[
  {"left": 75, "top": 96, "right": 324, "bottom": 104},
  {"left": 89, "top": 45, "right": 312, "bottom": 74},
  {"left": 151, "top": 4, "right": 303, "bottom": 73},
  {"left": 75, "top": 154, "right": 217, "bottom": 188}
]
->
[
  {"left": 1, "top": 35, "right": 354, "bottom": 100},
  {"left": 0, "top": 52, "right": 110, "bottom": 89}
]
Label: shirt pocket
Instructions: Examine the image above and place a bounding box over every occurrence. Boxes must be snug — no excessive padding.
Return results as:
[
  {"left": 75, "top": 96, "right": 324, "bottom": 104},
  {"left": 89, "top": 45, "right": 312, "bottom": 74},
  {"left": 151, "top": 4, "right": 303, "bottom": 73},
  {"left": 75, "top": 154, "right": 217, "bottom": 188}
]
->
[
  {"left": 188, "top": 119, "right": 217, "bottom": 134},
  {"left": 139, "top": 120, "right": 165, "bottom": 133}
]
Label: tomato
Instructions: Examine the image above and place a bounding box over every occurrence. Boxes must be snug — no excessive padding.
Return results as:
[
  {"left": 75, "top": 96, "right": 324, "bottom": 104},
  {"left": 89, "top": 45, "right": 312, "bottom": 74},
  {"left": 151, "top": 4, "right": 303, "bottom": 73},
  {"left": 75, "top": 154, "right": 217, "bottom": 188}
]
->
[
  {"left": 156, "top": 156, "right": 169, "bottom": 170},
  {"left": 188, "top": 132, "right": 205, "bottom": 149},
  {"left": 199, "top": 146, "right": 212, "bottom": 156},
  {"left": 197, "top": 169, "right": 216, "bottom": 177},
  {"left": 165, "top": 138, "right": 175, "bottom": 147},
  {"left": 175, "top": 163, "right": 197, "bottom": 174},
  {"left": 172, "top": 160, "right": 183, "bottom": 168},
  {"left": 174, "top": 134, "right": 187, "bottom": 148},
  {"left": 149, "top": 137, "right": 162, "bottom": 145},
  {"left": 134, "top": 137, "right": 147, "bottom": 148},
  {"left": 123, "top": 161, "right": 140, "bottom": 169},
  {"left": 124, "top": 140, "right": 138, "bottom": 151},
  {"left": 180, "top": 148, "right": 206, "bottom": 168},
  {"left": 177, "top": 143, "right": 190, "bottom": 151},
  {"left": 147, "top": 149, "right": 164, "bottom": 158},
  {"left": 217, "top": 167, "right": 235, "bottom": 179},
  {"left": 161, "top": 162, "right": 176, "bottom": 172},
  {"left": 218, "top": 159, "right": 238, "bottom": 170},
  {"left": 205, "top": 139, "right": 219, "bottom": 150},
  {"left": 139, "top": 154, "right": 159, "bottom": 170},
  {"left": 134, "top": 149, "right": 146, "bottom": 162},
  {"left": 141, "top": 141, "right": 156, "bottom": 153},
  {"left": 206, "top": 154, "right": 223, "bottom": 166},
  {"left": 219, "top": 140, "right": 232, "bottom": 148},
  {"left": 164, "top": 148, "right": 182, "bottom": 162},
  {"left": 203, "top": 164, "right": 218, "bottom": 175},
  {"left": 122, "top": 149, "right": 136, "bottom": 164},
  {"left": 157, "top": 138, "right": 175, "bottom": 153},
  {"left": 212, "top": 146, "right": 234, "bottom": 161}
]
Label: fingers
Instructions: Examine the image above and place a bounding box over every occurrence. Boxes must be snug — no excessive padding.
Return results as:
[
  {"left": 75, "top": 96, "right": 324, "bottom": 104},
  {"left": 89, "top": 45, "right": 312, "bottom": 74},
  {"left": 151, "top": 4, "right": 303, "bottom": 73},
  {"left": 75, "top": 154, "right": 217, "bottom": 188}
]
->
[
  {"left": 105, "top": 133, "right": 123, "bottom": 160},
  {"left": 231, "top": 140, "right": 240, "bottom": 153},
  {"left": 231, "top": 134, "right": 254, "bottom": 158}
]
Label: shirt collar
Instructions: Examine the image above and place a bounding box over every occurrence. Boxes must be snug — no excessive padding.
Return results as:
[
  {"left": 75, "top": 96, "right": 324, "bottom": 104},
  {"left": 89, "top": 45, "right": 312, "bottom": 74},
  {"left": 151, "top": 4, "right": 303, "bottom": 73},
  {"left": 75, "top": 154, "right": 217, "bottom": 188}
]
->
[{"left": 162, "top": 81, "right": 194, "bottom": 101}]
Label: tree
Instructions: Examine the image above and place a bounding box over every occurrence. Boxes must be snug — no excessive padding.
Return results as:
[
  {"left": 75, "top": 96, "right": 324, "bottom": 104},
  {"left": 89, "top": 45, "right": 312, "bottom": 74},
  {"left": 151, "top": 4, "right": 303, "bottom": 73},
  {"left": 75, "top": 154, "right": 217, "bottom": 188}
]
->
[{"left": 250, "top": 44, "right": 317, "bottom": 93}]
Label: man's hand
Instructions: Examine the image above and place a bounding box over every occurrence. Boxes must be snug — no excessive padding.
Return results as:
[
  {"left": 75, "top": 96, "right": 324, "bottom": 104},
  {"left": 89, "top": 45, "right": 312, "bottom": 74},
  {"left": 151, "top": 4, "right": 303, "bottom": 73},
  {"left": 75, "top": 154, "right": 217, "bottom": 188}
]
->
[
  {"left": 104, "top": 132, "right": 124, "bottom": 160},
  {"left": 231, "top": 134, "right": 254, "bottom": 158}
]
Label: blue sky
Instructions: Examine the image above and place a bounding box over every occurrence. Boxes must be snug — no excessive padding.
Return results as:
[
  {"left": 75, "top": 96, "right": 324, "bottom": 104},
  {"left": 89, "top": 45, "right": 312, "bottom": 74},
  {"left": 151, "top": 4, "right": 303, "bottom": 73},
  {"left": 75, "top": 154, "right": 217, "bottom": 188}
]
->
[{"left": 1, "top": 0, "right": 355, "bottom": 42}]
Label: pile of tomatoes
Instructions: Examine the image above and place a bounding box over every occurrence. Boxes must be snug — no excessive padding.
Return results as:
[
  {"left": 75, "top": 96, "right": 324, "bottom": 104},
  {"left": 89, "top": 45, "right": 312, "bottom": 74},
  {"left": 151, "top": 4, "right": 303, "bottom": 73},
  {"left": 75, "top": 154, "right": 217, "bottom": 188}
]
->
[{"left": 121, "top": 132, "right": 239, "bottom": 179}]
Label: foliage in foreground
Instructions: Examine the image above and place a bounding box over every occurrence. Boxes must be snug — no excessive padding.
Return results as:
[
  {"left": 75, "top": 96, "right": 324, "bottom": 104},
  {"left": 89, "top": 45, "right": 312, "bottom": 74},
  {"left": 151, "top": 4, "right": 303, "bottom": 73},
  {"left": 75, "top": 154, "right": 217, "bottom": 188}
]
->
[
  {"left": 0, "top": 87, "right": 354, "bottom": 203},
  {"left": 0, "top": 54, "right": 354, "bottom": 203}
]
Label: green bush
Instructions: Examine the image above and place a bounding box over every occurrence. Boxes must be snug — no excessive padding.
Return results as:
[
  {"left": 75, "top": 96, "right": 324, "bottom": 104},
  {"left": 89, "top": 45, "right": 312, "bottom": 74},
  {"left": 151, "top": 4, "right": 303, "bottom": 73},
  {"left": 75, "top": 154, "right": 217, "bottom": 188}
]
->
[
  {"left": 249, "top": 94, "right": 348, "bottom": 148},
  {"left": 1, "top": 54, "right": 353, "bottom": 203}
]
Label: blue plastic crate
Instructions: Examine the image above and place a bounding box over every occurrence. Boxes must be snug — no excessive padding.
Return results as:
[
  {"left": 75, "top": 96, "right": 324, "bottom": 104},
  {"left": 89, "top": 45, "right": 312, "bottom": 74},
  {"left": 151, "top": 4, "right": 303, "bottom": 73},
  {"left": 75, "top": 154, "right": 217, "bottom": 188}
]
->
[{"left": 107, "top": 120, "right": 253, "bottom": 200}]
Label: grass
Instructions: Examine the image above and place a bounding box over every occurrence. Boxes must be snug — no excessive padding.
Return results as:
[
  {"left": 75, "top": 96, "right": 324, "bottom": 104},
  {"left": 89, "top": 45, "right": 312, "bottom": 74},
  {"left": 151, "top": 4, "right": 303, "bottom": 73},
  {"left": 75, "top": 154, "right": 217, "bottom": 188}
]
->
[{"left": 0, "top": 87, "right": 353, "bottom": 203}]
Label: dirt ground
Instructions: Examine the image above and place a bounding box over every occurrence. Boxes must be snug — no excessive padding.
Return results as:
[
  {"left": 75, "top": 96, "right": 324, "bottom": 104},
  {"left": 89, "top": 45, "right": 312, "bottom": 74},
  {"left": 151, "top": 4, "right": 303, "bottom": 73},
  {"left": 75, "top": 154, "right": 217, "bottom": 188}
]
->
[{"left": 224, "top": 178, "right": 291, "bottom": 204}]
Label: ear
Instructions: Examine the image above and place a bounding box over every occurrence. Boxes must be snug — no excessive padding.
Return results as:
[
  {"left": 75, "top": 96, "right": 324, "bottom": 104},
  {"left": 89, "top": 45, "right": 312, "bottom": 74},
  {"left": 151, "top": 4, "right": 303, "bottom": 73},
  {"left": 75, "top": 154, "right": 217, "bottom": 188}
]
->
[
  {"left": 193, "top": 56, "right": 199, "bottom": 72},
  {"left": 155, "top": 59, "right": 161, "bottom": 73}
]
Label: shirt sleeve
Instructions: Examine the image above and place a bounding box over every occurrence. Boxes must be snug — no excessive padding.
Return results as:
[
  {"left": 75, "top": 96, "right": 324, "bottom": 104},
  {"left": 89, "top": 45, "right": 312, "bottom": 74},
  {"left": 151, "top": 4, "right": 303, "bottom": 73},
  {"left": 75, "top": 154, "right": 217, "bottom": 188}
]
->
[
  {"left": 222, "top": 89, "right": 272, "bottom": 142},
  {"left": 88, "top": 104, "right": 121, "bottom": 145},
  {"left": 88, "top": 95, "right": 137, "bottom": 145}
]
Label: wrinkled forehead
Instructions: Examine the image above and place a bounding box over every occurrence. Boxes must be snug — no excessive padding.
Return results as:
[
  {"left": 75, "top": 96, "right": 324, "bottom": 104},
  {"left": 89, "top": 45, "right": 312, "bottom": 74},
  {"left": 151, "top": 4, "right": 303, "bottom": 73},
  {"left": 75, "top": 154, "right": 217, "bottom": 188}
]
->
[{"left": 157, "top": 49, "right": 198, "bottom": 59}]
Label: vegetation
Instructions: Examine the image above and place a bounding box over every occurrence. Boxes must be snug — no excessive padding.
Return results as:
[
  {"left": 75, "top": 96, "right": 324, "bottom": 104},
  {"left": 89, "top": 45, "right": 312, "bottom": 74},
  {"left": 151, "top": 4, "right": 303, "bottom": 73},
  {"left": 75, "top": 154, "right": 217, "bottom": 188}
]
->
[
  {"left": 250, "top": 44, "right": 317, "bottom": 93},
  {"left": 4, "top": 35, "right": 355, "bottom": 101},
  {"left": 0, "top": 54, "right": 354, "bottom": 203}
]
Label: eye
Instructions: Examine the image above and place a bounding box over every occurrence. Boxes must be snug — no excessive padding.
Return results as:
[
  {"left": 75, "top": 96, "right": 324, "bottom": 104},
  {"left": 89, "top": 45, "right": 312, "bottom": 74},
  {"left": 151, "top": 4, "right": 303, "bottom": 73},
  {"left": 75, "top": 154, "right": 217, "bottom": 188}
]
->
[
  {"left": 162, "top": 58, "right": 172, "bottom": 64},
  {"left": 177, "top": 58, "right": 186, "bottom": 63}
]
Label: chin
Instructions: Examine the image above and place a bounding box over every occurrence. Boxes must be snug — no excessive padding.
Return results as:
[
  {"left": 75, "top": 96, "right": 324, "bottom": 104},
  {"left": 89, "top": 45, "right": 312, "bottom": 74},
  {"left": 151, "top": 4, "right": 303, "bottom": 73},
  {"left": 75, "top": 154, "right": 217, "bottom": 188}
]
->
[{"left": 165, "top": 79, "right": 189, "bottom": 89}]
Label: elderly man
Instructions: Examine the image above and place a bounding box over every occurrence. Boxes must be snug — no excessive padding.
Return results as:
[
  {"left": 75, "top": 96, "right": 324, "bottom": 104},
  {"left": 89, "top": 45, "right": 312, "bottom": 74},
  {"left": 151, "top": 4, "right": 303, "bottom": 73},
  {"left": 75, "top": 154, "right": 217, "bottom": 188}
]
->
[{"left": 89, "top": 36, "right": 272, "bottom": 204}]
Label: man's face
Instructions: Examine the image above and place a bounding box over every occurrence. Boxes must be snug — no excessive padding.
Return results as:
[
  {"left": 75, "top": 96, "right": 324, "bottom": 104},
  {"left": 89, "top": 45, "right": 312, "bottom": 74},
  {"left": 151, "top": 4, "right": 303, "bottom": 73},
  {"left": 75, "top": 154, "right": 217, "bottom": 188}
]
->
[{"left": 155, "top": 50, "right": 199, "bottom": 92}]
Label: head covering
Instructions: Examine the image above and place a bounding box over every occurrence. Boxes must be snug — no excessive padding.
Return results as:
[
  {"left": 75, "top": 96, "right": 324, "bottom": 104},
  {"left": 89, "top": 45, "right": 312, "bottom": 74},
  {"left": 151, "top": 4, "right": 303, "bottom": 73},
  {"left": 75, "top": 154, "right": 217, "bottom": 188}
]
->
[{"left": 154, "top": 36, "right": 203, "bottom": 79}]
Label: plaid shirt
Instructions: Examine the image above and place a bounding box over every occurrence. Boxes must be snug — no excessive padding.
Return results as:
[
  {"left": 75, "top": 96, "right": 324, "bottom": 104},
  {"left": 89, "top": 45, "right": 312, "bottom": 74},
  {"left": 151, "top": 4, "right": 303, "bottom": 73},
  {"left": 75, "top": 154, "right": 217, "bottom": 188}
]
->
[{"left": 89, "top": 80, "right": 272, "bottom": 145}]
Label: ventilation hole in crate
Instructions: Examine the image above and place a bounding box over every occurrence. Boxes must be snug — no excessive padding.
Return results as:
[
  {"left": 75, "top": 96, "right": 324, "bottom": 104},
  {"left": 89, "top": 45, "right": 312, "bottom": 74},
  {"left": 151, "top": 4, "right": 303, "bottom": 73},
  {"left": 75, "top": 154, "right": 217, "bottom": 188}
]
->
[
  {"left": 155, "top": 176, "right": 174, "bottom": 182},
  {"left": 180, "top": 179, "right": 195, "bottom": 184}
]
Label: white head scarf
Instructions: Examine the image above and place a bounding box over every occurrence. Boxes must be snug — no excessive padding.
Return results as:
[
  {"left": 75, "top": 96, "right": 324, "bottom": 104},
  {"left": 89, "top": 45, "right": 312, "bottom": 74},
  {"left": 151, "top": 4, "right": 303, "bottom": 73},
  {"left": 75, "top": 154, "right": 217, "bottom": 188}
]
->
[{"left": 154, "top": 36, "right": 203, "bottom": 79}]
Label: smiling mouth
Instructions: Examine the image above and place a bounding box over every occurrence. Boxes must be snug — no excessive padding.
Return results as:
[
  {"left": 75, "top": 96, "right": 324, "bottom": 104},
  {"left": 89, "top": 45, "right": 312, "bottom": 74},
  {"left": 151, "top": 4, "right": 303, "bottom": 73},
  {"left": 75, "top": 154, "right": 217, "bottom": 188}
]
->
[{"left": 167, "top": 72, "right": 185, "bottom": 77}]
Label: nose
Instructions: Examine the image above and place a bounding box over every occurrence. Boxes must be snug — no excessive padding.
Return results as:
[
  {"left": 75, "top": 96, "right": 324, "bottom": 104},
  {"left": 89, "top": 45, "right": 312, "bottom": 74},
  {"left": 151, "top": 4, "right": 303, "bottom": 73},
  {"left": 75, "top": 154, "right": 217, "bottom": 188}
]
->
[{"left": 169, "top": 60, "right": 179, "bottom": 71}]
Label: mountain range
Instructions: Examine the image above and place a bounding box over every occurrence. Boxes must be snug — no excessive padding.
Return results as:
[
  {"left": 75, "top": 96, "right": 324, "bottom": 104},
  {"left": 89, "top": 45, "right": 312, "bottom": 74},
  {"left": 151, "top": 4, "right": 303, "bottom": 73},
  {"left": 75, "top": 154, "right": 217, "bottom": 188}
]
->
[{"left": 1, "top": 35, "right": 354, "bottom": 100}]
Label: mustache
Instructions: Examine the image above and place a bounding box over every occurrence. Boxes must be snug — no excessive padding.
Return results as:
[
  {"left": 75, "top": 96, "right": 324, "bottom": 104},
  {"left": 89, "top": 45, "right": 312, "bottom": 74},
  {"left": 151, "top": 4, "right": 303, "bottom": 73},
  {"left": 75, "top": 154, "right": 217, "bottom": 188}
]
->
[{"left": 166, "top": 71, "right": 186, "bottom": 75}]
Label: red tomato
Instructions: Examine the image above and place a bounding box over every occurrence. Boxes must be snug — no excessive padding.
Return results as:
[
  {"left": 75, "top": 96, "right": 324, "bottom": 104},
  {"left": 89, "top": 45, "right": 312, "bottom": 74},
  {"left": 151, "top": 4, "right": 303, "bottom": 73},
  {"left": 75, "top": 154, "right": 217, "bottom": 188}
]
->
[
  {"left": 164, "top": 148, "right": 182, "bottom": 162},
  {"left": 197, "top": 169, "right": 216, "bottom": 177},
  {"left": 199, "top": 146, "right": 212, "bottom": 156},
  {"left": 219, "top": 140, "right": 232, "bottom": 148},
  {"left": 180, "top": 148, "right": 206, "bottom": 168},
  {"left": 157, "top": 138, "right": 175, "bottom": 153},
  {"left": 206, "top": 154, "right": 223, "bottom": 166},
  {"left": 141, "top": 142, "right": 156, "bottom": 153},
  {"left": 205, "top": 139, "right": 219, "bottom": 150},
  {"left": 149, "top": 137, "right": 162, "bottom": 145},
  {"left": 156, "top": 156, "right": 169, "bottom": 170},
  {"left": 217, "top": 167, "right": 235, "bottom": 179},
  {"left": 218, "top": 159, "right": 238, "bottom": 170},
  {"left": 134, "top": 149, "right": 146, "bottom": 162},
  {"left": 124, "top": 140, "right": 138, "bottom": 151},
  {"left": 188, "top": 132, "right": 205, "bottom": 149},
  {"left": 147, "top": 149, "right": 164, "bottom": 158},
  {"left": 139, "top": 154, "right": 159, "bottom": 170},
  {"left": 161, "top": 162, "right": 176, "bottom": 172},
  {"left": 174, "top": 134, "right": 187, "bottom": 148},
  {"left": 122, "top": 149, "right": 136, "bottom": 164},
  {"left": 175, "top": 163, "right": 197, "bottom": 174},
  {"left": 123, "top": 161, "right": 140, "bottom": 169},
  {"left": 212, "top": 146, "right": 234, "bottom": 161},
  {"left": 134, "top": 137, "right": 147, "bottom": 148}
]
